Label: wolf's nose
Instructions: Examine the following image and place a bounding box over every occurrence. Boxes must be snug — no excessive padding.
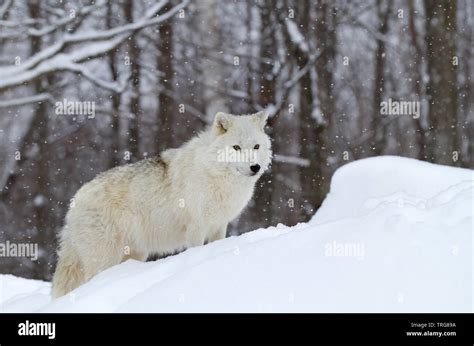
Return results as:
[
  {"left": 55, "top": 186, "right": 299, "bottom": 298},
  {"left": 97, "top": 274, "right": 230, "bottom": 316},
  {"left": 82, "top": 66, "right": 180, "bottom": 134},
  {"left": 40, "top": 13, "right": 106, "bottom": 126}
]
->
[{"left": 250, "top": 164, "right": 261, "bottom": 173}]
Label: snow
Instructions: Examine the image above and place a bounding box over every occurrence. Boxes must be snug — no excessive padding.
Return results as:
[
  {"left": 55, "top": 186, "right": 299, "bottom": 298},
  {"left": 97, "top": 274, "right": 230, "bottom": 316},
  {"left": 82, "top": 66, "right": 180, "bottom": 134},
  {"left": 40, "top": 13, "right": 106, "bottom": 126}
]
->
[
  {"left": 0, "top": 275, "right": 50, "bottom": 312},
  {"left": 1, "top": 156, "right": 472, "bottom": 312}
]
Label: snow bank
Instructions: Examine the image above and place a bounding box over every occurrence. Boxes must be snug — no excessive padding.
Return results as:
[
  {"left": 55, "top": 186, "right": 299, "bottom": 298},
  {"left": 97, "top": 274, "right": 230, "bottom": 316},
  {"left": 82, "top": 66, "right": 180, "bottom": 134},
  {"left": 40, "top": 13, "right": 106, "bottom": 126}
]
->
[
  {"left": 1, "top": 156, "right": 472, "bottom": 312},
  {"left": 312, "top": 155, "right": 473, "bottom": 224},
  {"left": 0, "top": 275, "right": 50, "bottom": 312}
]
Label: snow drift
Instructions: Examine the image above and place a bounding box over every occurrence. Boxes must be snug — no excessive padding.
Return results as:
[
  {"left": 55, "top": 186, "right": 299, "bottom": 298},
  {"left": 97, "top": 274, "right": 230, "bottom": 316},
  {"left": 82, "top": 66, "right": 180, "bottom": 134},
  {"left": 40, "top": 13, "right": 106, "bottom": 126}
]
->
[{"left": 1, "top": 156, "right": 472, "bottom": 312}]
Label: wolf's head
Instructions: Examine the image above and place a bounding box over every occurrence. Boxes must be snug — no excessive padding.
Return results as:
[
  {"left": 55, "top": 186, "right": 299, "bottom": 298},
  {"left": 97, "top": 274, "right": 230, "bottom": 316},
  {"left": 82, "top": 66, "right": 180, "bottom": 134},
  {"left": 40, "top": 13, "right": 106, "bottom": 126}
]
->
[{"left": 205, "top": 111, "right": 272, "bottom": 179}]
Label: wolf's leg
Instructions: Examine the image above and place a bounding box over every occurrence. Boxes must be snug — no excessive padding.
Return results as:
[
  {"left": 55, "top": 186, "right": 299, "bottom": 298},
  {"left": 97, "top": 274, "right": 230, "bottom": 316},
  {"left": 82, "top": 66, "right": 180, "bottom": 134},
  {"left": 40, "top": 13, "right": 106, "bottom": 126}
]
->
[
  {"left": 82, "top": 252, "right": 124, "bottom": 282},
  {"left": 185, "top": 223, "right": 206, "bottom": 248},
  {"left": 78, "top": 231, "right": 125, "bottom": 282},
  {"left": 207, "top": 224, "right": 227, "bottom": 243}
]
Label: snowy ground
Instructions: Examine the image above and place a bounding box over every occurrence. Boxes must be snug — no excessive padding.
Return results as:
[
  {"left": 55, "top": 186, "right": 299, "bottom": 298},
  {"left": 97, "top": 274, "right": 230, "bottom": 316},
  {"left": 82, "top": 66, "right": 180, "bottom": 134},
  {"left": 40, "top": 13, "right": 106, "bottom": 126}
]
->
[{"left": 0, "top": 156, "right": 472, "bottom": 312}]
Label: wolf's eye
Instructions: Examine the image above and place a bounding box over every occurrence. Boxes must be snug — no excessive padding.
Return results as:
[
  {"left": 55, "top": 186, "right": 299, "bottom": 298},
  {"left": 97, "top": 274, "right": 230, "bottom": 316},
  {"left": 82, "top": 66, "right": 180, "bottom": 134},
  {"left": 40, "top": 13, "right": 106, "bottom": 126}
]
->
[
  {"left": 233, "top": 145, "right": 241, "bottom": 151},
  {"left": 254, "top": 144, "right": 260, "bottom": 150}
]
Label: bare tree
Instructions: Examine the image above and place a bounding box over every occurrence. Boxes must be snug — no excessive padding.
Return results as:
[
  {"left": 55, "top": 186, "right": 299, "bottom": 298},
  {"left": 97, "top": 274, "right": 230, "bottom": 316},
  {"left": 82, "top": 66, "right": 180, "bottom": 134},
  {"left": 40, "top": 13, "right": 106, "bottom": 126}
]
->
[
  {"left": 424, "top": 0, "right": 458, "bottom": 165},
  {"left": 156, "top": 2, "right": 176, "bottom": 151},
  {"left": 124, "top": 0, "right": 142, "bottom": 161},
  {"left": 371, "top": 0, "right": 392, "bottom": 155},
  {"left": 407, "top": 0, "right": 427, "bottom": 159},
  {"left": 107, "top": 0, "right": 122, "bottom": 168}
]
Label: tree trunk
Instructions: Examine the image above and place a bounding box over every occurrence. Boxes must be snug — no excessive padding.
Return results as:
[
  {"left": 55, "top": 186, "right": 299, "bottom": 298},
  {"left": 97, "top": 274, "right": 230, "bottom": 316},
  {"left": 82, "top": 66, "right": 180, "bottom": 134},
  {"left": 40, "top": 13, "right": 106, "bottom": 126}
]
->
[
  {"left": 28, "top": 0, "right": 51, "bottom": 279},
  {"left": 424, "top": 0, "right": 458, "bottom": 165},
  {"left": 107, "top": 0, "right": 121, "bottom": 168},
  {"left": 371, "top": 0, "right": 391, "bottom": 155},
  {"left": 254, "top": 0, "right": 276, "bottom": 227},
  {"left": 298, "top": 0, "right": 338, "bottom": 217},
  {"left": 124, "top": 0, "right": 141, "bottom": 161},
  {"left": 406, "top": 0, "right": 427, "bottom": 159},
  {"left": 156, "top": 3, "right": 176, "bottom": 152}
]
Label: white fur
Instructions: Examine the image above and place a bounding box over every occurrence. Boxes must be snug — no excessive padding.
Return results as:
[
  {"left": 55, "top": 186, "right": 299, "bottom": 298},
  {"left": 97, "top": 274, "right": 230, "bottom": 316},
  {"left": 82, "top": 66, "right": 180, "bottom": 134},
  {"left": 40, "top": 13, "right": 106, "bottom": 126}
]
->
[{"left": 52, "top": 111, "right": 272, "bottom": 297}]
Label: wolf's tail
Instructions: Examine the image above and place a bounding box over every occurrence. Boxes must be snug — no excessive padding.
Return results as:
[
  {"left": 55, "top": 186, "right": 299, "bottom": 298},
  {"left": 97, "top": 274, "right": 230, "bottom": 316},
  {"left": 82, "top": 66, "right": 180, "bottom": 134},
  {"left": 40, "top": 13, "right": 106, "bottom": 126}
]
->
[{"left": 51, "top": 244, "right": 84, "bottom": 298}]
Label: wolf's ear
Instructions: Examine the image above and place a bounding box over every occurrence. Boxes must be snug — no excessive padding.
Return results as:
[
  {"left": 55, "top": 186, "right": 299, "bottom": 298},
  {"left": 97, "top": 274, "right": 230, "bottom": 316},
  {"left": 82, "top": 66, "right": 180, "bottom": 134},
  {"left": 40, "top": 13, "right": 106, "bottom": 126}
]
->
[
  {"left": 253, "top": 111, "right": 269, "bottom": 130},
  {"left": 214, "top": 112, "right": 232, "bottom": 134}
]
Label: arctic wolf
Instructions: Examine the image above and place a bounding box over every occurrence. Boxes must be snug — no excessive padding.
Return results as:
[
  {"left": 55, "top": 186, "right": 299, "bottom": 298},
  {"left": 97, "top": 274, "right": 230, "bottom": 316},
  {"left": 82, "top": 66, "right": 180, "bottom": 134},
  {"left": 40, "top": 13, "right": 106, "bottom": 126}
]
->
[{"left": 52, "top": 111, "right": 272, "bottom": 297}]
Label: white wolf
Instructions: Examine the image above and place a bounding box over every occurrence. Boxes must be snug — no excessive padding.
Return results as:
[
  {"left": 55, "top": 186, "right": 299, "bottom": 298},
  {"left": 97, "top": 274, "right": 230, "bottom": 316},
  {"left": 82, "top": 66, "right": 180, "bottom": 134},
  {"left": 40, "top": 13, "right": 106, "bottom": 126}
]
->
[{"left": 52, "top": 111, "right": 272, "bottom": 297}]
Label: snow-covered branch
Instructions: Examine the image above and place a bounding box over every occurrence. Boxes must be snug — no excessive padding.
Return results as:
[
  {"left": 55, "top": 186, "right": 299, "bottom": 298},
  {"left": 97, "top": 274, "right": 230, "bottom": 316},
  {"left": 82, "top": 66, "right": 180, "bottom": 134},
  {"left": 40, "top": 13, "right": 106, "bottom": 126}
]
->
[
  {"left": 0, "top": 0, "right": 189, "bottom": 92},
  {"left": 0, "top": 93, "right": 52, "bottom": 109},
  {"left": 273, "top": 154, "right": 310, "bottom": 167},
  {"left": 28, "top": 1, "right": 106, "bottom": 37},
  {"left": 283, "top": 53, "right": 319, "bottom": 89},
  {"left": 0, "top": 0, "right": 13, "bottom": 19},
  {"left": 63, "top": 61, "right": 130, "bottom": 94},
  {"left": 285, "top": 20, "right": 309, "bottom": 54}
]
